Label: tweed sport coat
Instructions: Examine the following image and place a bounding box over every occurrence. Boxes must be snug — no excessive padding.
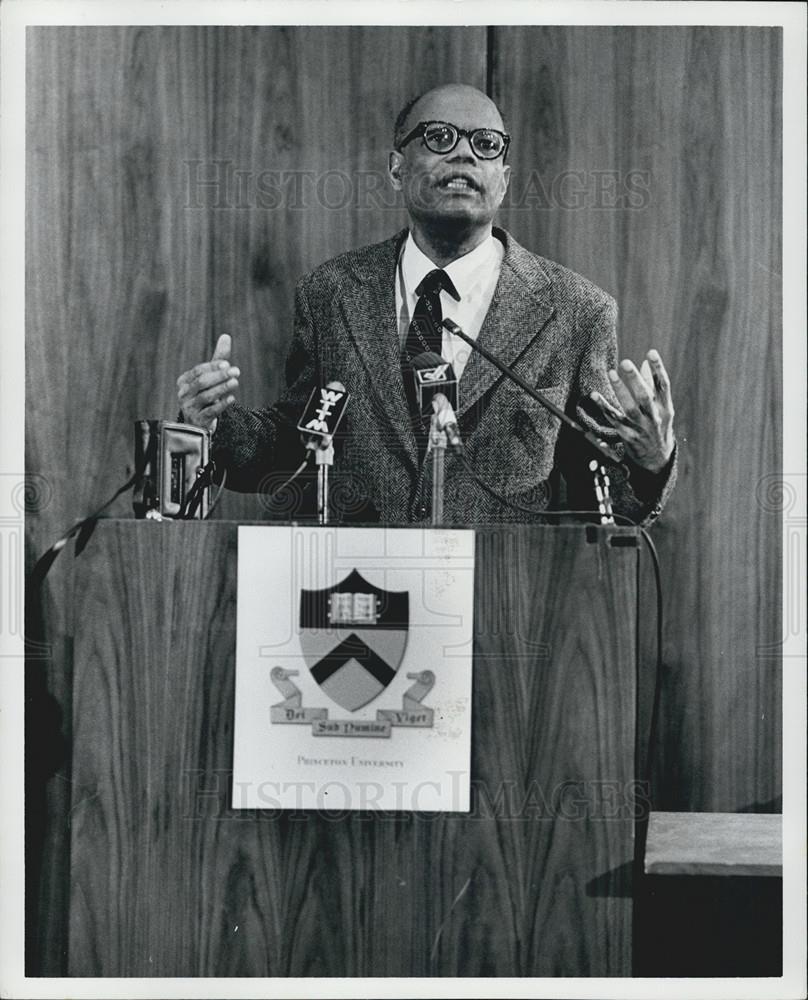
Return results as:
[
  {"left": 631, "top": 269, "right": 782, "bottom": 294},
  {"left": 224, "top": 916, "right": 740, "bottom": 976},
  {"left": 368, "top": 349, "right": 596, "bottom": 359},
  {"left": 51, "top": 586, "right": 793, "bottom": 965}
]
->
[{"left": 212, "top": 227, "right": 677, "bottom": 526}]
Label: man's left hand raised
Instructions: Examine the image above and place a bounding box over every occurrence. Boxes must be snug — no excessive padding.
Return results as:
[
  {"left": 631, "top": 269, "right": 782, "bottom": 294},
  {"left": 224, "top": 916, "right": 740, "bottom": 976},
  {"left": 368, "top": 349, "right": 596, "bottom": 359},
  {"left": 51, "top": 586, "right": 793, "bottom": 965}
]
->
[{"left": 591, "top": 350, "right": 675, "bottom": 473}]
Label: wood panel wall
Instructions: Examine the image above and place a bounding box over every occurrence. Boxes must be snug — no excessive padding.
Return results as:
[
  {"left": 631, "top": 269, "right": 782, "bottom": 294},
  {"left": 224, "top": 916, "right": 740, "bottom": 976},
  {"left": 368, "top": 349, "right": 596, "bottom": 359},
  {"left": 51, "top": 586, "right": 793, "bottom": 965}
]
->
[
  {"left": 492, "top": 26, "right": 782, "bottom": 815},
  {"left": 24, "top": 25, "right": 782, "bottom": 975}
]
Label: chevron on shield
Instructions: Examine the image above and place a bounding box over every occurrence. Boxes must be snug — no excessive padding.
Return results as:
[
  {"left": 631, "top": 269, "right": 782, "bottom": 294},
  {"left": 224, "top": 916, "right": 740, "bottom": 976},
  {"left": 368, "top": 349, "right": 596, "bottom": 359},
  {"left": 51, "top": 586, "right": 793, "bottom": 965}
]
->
[{"left": 299, "top": 569, "right": 409, "bottom": 712}]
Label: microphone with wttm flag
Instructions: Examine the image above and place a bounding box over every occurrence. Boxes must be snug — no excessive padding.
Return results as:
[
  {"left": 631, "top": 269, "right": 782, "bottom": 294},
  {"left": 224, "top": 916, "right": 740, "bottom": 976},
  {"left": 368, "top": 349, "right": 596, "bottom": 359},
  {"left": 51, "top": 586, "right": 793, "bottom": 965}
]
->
[
  {"left": 409, "top": 352, "right": 458, "bottom": 419},
  {"left": 296, "top": 381, "right": 350, "bottom": 526},
  {"left": 296, "top": 381, "right": 350, "bottom": 449}
]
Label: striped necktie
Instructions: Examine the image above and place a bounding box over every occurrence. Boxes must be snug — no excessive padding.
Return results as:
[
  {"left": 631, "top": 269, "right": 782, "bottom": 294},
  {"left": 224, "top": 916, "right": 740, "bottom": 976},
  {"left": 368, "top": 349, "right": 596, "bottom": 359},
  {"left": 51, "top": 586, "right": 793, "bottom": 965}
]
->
[
  {"left": 402, "top": 268, "right": 460, "bottom": 363},
  {"left": 401, "top": 268, "right": 460, "bottom": 457}
]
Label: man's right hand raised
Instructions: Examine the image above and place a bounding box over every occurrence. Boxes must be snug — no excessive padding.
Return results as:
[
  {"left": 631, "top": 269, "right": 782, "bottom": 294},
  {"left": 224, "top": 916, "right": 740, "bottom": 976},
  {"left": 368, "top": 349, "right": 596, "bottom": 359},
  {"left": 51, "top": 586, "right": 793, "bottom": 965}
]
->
[{"left": 177, "top": 334, "right": 240, "bottom": 432}]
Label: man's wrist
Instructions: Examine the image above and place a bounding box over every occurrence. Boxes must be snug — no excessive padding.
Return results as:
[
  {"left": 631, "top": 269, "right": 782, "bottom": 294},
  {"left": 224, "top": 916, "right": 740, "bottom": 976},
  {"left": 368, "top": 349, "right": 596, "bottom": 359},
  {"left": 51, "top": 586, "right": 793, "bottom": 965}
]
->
[
  {"left": 177, "top": 408, "right": 217, "bottom": 436},
  {"left": 633, "top": 440, "right": 675, "bottom": 475},
  {"left": 627, "top": 442, "right": 676, "bottom": 498}
]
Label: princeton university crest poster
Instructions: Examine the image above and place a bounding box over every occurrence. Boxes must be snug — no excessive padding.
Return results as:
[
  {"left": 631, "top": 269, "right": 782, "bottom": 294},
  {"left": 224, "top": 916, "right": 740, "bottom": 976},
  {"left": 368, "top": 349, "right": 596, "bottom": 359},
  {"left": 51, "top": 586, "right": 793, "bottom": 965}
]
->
[{"left": 233, "top": 526, "right": 475, "bottom": 811}]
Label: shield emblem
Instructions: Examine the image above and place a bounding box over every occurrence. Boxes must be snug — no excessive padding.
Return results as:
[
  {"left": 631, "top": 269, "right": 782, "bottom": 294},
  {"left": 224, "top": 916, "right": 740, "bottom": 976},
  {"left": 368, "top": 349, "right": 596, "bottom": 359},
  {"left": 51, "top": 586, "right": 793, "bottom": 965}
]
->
[{"left": 299, "top": 569, "right": 409, "bottom": 712}]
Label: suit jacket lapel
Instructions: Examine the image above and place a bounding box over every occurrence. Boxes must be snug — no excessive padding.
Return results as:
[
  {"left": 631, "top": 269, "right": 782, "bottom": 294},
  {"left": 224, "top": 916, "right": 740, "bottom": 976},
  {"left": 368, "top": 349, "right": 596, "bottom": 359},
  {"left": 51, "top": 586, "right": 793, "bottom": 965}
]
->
[
  {"left": 334, "top": 228, "right": 556, "bottom": 468},
  {"left": 338, "top": 230, "right": 420, "bottom": 470},
  {"left": 457, "top": 231, "right": 556, "bottom": 418}
]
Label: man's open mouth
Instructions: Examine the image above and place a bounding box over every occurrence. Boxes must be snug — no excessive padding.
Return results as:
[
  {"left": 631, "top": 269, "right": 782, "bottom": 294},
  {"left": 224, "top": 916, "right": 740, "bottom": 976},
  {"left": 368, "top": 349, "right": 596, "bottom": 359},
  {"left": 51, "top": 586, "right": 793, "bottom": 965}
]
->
[{"left": 439, "top": 174, "right": 480, "bottom": 192}]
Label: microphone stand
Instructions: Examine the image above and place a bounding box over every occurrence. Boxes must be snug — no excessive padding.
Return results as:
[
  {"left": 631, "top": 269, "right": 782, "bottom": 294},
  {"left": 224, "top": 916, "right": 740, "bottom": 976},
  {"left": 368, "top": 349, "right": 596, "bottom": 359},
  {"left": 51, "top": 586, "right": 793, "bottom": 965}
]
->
[
  {"left": 428, "top": 414, "right": 447, "bottom": 525},
  {"left": 315, "top": 441, "right": 334, "bottom": 525},
  {"left": 442, "top": 317, "right": 620, "bottom": 466},
  {"left": 442, "top": 317, "right": 619, "bottom": 524}
]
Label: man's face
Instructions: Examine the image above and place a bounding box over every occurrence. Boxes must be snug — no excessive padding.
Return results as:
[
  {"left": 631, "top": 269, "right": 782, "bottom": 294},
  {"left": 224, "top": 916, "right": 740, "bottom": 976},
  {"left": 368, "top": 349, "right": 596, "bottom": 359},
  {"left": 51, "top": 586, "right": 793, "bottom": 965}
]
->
[{"left": 389, "top": 87, "right": 511, "bottom": 229}]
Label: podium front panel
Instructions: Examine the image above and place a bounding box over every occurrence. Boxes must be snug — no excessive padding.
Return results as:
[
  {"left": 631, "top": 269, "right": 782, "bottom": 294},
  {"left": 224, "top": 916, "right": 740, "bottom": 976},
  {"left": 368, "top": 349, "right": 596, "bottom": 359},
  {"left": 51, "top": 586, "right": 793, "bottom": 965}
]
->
[{"left": 68, "top": 521, "right": 637, "bottom": 977}]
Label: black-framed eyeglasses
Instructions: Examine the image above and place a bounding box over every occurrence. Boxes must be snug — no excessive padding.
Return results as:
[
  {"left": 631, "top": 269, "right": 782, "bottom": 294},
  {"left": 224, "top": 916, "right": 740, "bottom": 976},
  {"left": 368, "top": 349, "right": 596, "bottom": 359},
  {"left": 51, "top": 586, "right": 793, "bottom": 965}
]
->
[{"left": 396, "top": 120, "right": 511, "bottom": 160}]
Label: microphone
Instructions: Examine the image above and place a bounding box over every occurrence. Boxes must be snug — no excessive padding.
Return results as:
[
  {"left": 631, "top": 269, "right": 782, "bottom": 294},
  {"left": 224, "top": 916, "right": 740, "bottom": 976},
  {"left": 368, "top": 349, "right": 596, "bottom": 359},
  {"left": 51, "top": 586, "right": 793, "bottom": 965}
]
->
[
  {"left": 409, "top": 351, "right": 458, "bottom": 418},
  {"left": 296, "top": 381, "right": 350, "bottom": 450},
  {"left": 441, "top": 317, "right": 620, "bottom": 465},
  {"left": 297, "top": 381, "right": 349, "bottom": 524},
  {"left": 431, "top": 393, "right": 463, "bottom": 453}
]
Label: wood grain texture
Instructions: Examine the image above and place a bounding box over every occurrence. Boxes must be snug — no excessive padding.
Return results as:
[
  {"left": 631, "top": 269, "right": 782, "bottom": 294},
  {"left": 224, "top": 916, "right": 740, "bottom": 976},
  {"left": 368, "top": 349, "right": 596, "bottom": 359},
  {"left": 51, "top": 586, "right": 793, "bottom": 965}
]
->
[
  {"left": 492, "top": 26, "right": 782, "bottom": 814},
  {"left": 26, "top": 24, "right": 783, "bottom": 973},
  {"left": 200, "top": 25, "right": 487, "bottom": 521},
  {"left": 25, "top": 23, "right": 487, "bottom": 538},
  {"left": 68, "top": 521, "right": 637, "bottom": 976},
  {"left": 644, "top": 812, "right": 782, "bottom": 877},
  {"left": 25, "top": 25, "right": 486, "bottom": 972},
  {"left": 26, "top": 26, "right": 223, "bottom": 973}
]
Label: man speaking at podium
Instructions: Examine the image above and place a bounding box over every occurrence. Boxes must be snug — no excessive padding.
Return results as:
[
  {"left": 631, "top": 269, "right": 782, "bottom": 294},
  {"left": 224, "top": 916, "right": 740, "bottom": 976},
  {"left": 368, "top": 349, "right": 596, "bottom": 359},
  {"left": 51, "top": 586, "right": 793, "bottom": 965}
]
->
[{"left": 177, "top": 84, "right": 676, "bottom": 525}]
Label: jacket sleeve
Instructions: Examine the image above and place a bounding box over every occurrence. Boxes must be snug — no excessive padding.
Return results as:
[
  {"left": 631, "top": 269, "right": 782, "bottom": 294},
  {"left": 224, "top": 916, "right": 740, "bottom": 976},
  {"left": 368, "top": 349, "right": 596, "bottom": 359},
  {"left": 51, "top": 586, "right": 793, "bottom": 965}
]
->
[
  {"left": 211, "top": 282, "right": 320, "bottom": 493},
  {"left": 560, "top": 297, "right": 677, "bottom": 527}
]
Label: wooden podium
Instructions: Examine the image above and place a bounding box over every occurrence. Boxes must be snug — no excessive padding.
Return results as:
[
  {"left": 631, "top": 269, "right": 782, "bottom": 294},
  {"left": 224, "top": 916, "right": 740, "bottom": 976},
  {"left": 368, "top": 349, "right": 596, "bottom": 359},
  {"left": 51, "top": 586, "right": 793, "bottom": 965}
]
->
[{"left": 67, "top": 521, "right": 639, "bottom": 977}]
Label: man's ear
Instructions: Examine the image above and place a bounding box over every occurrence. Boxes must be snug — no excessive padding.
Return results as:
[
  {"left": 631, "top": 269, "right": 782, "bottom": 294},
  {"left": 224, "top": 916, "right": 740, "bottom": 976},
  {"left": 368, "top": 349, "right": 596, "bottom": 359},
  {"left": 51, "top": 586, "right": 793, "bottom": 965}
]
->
[
  {"left": 501, "top": 163, "right": 512, "bottom": 197},
  {"left": 388, "top": 150, "right": 405, "bottom": 190},
  {"left": 492, "top": 163, "right": 511, "bottom": 208}
]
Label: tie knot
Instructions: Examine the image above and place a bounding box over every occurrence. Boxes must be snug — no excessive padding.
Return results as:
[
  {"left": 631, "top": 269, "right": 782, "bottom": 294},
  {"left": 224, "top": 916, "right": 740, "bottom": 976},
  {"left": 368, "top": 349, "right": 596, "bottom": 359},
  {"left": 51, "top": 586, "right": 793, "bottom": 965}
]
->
[{"left": 416, "top": 268, "right": 460, "bottom": 302}]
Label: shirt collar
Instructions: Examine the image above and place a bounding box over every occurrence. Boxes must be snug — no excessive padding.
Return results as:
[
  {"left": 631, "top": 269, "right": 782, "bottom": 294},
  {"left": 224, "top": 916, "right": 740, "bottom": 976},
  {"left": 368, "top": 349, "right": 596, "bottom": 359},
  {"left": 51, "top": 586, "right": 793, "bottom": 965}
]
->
[{"left": 400, "top": 230, "right": 501, "bottom": 302}]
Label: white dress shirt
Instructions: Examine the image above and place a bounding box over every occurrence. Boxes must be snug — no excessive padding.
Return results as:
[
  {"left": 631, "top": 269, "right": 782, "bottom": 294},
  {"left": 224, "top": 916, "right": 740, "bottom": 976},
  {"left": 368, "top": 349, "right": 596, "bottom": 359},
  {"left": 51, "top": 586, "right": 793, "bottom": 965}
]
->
[{"left": 395, "top": 231, "right": 504, "bottom": 381}]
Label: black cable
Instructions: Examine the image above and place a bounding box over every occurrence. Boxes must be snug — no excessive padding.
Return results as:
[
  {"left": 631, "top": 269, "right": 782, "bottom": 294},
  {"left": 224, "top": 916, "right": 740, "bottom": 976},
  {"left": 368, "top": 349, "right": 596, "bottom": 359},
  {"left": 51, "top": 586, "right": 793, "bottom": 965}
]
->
[
  {"left": 29, "top": 469, "right": 141, "bottom": 589},
  {"left": 204, "top": 467, "right": 228, "bottom": 519},
  {"left": 177, "top": 460, "right": 216, "bottom": 519},
  {"left": 457, "top": 451, "right": 638, "bottom": 524},
  {"left": 186, "top": 443, "right": 311, "bottom": 519},
  {"left": 638, "top": 526, "right": 664, "bottom": 801},
  {"left": 458, "top": 449, "right": 665, "bottom": 805},
  {"left": 633, "top": 524, "right": 664, "bottom": 949},
  {"left": 266, "top": 455, "right": 311, "bottom": 500},
  {"left": 32, "top": 430, "right": 229, "bottom": 580}
]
